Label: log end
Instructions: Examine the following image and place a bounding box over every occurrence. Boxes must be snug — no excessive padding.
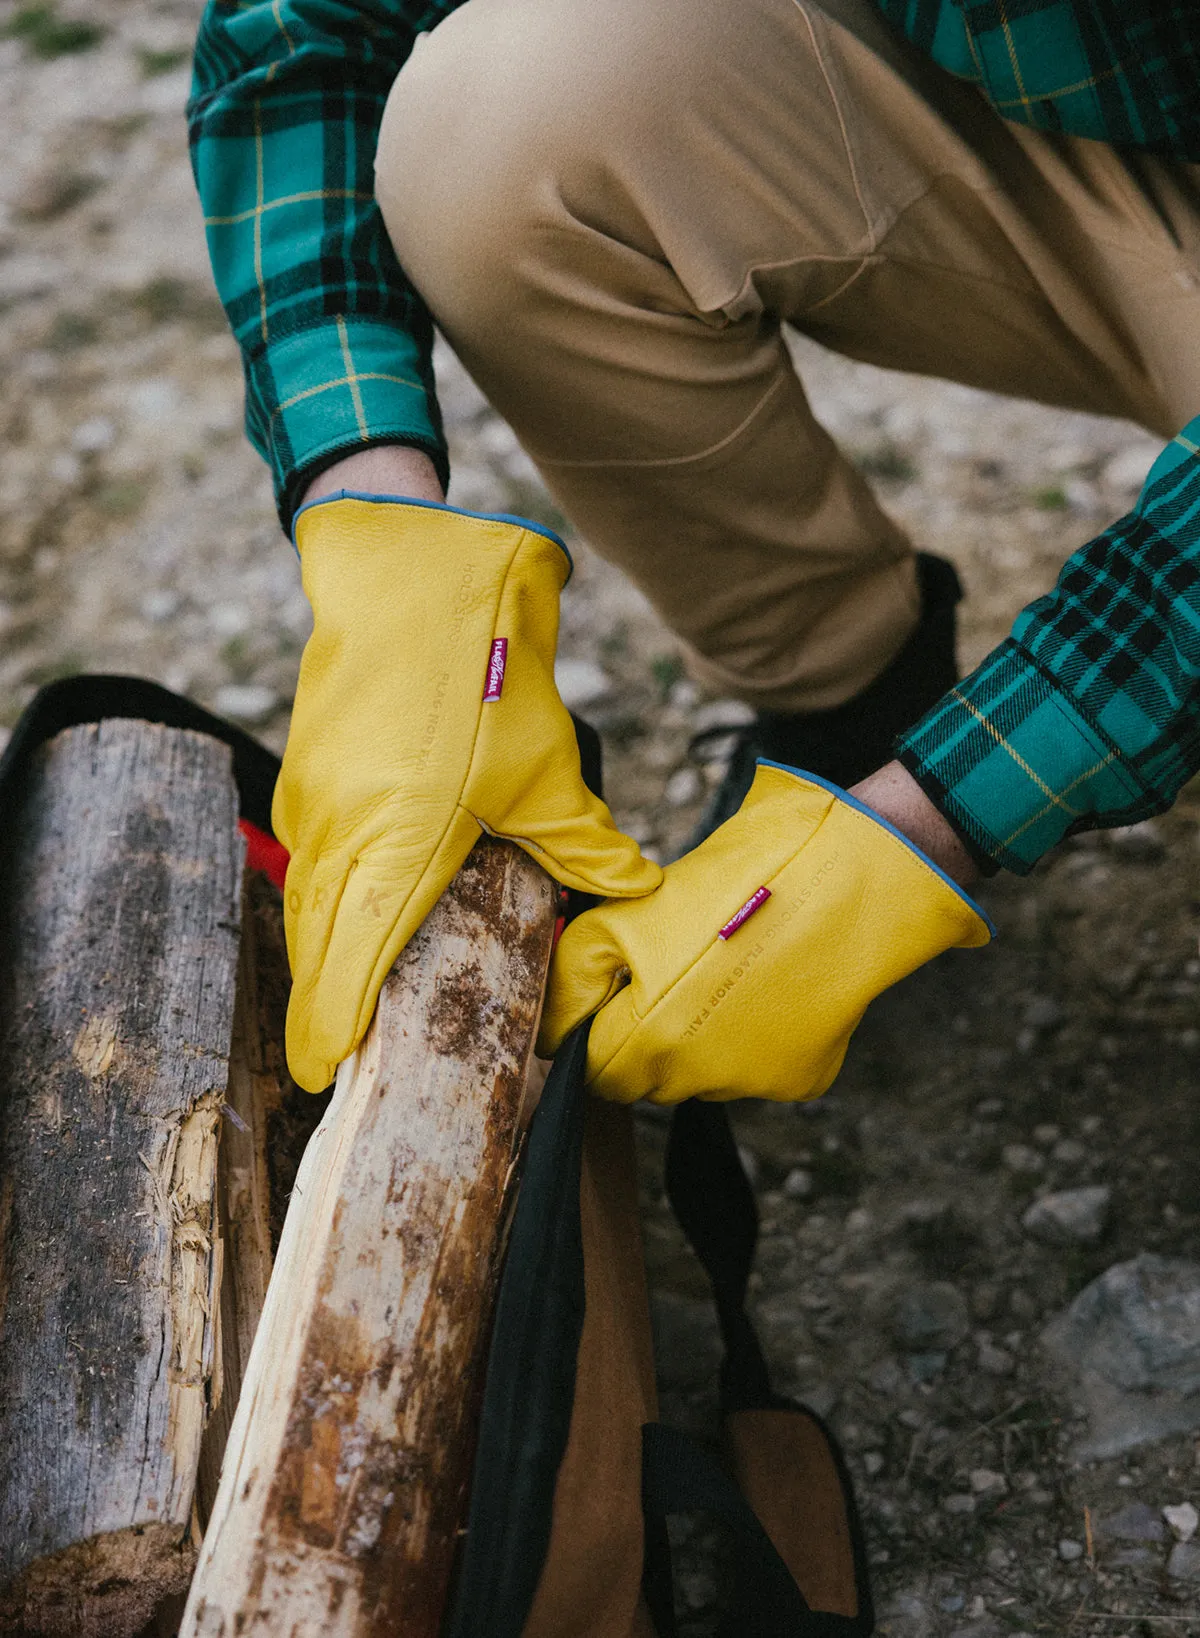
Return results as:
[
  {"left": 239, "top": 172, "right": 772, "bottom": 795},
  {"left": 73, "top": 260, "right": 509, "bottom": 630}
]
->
[{"left": 0, "top": 1525, "right": 196, "bottom": 1638}]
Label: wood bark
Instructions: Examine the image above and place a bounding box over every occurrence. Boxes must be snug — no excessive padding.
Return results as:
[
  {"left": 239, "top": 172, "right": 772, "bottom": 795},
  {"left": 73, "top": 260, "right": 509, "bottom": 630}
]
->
[
  {"left": 0, "top": 721, "right": 243, "bottom": 1637},
  {"left": 181, "top": 837, "right": 557, "bottom": 1638}
]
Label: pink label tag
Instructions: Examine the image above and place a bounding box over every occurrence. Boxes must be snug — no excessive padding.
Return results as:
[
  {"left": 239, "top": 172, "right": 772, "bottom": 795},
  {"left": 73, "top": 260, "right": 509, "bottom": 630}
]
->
[
  {"left": 483, "top": 638, "right": 508, "bottom": 702},
  {"left": 718, "top": 886, "right": 770, "bottom": 940}
]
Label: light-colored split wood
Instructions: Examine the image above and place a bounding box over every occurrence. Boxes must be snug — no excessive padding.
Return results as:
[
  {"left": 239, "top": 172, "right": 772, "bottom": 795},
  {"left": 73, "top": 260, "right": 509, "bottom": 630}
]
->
[{"left": 181, "top": 837, "right": 557, "bottom": 1638}]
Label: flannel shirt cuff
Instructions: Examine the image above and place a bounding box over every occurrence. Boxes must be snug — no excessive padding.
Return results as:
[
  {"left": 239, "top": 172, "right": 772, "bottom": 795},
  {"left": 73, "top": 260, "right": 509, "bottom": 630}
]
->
[
  {"left": 245, "top": 318, "right": 448, "bottom": 528},
  {"left": 896, "top": 639, "right": 1148, "bottom": 876}
]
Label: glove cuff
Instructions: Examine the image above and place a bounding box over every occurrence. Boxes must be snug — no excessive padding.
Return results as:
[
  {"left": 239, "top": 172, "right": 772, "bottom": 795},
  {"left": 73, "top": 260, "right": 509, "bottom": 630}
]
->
[
  {"left": 291, "top": 490, "right": 573, "bottom": 578},
  {"left": 756, "top": 759, "right": 996, "bottom": 940}
]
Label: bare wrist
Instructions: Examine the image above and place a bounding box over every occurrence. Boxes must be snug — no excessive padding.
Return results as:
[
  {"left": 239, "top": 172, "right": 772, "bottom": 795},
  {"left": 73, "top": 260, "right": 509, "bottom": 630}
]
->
[
  {"left": 301, "top": 445, "right": 444, "bottom": 508},
  {"left": 849, "top": 761, "right": 980, "bottom": 888}
]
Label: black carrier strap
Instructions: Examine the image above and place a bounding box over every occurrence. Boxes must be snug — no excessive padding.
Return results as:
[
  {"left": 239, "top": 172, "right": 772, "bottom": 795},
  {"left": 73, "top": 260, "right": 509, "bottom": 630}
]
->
[
  {"left": 665, "top": 1101, "right": 778, "bottom": 1413},
  {"left": 0, "top": 673, "right": 280, "bottom": 826},
  {"left": 641, "top": 1422, "right": 815, "bottom": 1638},
  {"left": 442, "top": 1025, "right": 590, "bottom": 1638}
]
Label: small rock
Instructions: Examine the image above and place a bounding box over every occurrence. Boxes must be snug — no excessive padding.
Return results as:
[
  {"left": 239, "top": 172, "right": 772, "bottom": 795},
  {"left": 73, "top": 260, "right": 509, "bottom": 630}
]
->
[
  {"left": 943, "top": 1494, "right": 975, "bottom": 1515},
  {"left": 977, "top": 1342, "right": 1015, "bottom": 1376},
  {"left": 213, "top": 684, "right": 279, "bottom": 724},
  {"left": 1163, "top": 1501, "right": 1199, "bottom": 1542},
  {"left": 938, "top": 1592, "right": 965, "bottom": 1611},
  {"left": 908, "top": 1352, "right": 947, "bottom": 1381},
  {"left": 868, "top": 1357, "right": 905, "bottom": 1396},
  {"left": 1108, "top": 819, "right": 1166, "bottom": 862},
  {"left": 1103, "top": 443, "right": 1159, "bottom": 493},
  {"left": 664, "top": 767, "right": 702, "bottom": 807},
  {"left": 15, "top": 167, "right": 98, "bottom": 223},
  {"left": 1057, "top": 1539, "right": 1084, "bottom": 1562},
  {"left": 783, "top": 1167, "right": 814, "bottom": 1200},
  {"left": 799, "top": 1379, "right": 839, "bottom": 1418},
  {"left": 1051, "top": 1138, "right": 1087, "bottom": 1165},
  {"left": 969, "top": 1468, "right": 1007, "bottom": 1496},
  {"left": 892, "top": 1282, "right": 970, "bottom": 1352},
  {"left": 209, "top": 602, "right": 251, "bottom": 638},
  {"left": 965, "top": 1595, "right": 987, "bottom": 1619},
  {"left": 1108, "top": 1546, "right": 1153, "bottom": 1567},
  {"left": 554, "top": 658, "right": 611, "bottom": 709},
  {"left": 1032, "top": 1122, "right": 1061, "bottom": 1145},
  {"left": 881, "top": 1591, "right": 928, "bottom": 1623},
  {"left": 50, "top": 452, "right": 82, "bottom": 487},
  {"left": 124, "top": 378, "right": 182, "bottom": 422},
  {"left": 1022, "top": 1185, "right": 1111, "bottom": 1246},
  {"left": 1002, "top": 1144, "right": 1044, "bottom": 1175},
  {"left": 863, "top": 1451, "right": 884, "bottom": 1476},
  {"left": 140, "top": 589, "right": 180, "bottom": 623},
  {"left": 690, "top": 699, "right": 755, "bottom": 733},
  {"left": 1096, "top": 1501, "right": 1164, "bottom": 1543},
  {"left": 668, "top": 678, "right": 700, "bottom": 710},
  {"left": 1167, "top": 1541, "right": 1200, "bottom": 1581},
  {"left": 72, "top": 417, "right": 115, "bottom": 455},
  {"left": 985, "top": 1547, "right": 1010, "bottom": 1572}
]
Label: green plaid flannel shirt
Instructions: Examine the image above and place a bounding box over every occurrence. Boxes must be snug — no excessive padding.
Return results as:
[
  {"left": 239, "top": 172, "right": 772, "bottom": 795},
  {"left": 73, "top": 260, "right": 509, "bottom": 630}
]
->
[{"left": 189, "top": 0, "right": 1200, "bottom": 871}]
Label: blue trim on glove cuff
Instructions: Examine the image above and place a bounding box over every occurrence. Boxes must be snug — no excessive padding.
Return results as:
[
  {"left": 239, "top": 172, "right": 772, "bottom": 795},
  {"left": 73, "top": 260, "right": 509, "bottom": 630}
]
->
[
  {"left": 290, "top": 490, "right": 574, "bottom": 577},
  {"left": 756, "top": 759, "right": 997, "bottom": 938}
]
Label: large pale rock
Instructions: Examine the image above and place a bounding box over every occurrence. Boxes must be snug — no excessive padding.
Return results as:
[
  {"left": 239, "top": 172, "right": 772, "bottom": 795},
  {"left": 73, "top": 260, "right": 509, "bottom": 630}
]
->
[{"left": 1041, "top": 1255, "right": 1200, "bottom": 1459}]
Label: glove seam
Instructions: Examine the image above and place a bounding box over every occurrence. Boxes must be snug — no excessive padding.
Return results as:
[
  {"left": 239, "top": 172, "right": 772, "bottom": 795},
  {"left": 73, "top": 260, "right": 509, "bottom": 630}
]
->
[
  {"left": 587, "top": 781, "right": 838, "bottom": 1082},
  {"left": 588, "top": 841, "right": 804, "bottom": 1085}
]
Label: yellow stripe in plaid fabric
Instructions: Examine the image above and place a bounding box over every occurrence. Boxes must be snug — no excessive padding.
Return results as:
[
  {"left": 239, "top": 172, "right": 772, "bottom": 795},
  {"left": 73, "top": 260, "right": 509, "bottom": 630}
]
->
[{"left": 874, "top": 1, "right": 1200, "bottom": 158}]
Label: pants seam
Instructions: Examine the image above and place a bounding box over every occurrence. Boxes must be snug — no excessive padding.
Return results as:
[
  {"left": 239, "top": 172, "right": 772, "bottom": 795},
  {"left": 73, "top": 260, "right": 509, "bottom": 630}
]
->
[{"left": 534, "top": 374, "right": 788, "bottom": 471}]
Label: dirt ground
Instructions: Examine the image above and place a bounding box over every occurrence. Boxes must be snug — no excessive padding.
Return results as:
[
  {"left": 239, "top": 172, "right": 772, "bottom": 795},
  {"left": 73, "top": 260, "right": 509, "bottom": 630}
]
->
[{"left": 3, "top": 3, "right": 1200, "bottom": 1635}]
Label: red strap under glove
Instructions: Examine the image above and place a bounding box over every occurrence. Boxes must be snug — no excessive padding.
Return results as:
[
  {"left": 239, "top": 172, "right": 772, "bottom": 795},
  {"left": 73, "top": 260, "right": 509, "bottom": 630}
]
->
[{"left": 239, "top": 818, "right": 290, "bottom": 892}]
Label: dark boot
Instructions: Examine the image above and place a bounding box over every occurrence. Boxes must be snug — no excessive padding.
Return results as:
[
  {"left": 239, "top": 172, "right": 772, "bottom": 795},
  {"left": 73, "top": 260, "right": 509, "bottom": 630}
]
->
[{"left": 687, "top": 552, "right": 962, "bottom": 847}]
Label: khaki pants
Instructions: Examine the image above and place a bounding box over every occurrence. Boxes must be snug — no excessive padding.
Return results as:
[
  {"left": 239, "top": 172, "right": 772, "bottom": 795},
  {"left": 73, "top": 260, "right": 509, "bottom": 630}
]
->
[{"left": 377, "top": 0, "right": 1200, "bottom": 712}]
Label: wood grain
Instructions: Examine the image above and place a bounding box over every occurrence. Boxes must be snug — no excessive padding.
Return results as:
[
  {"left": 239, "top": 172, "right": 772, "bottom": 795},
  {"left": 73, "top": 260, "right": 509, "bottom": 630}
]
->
[
  {"left": 0, "top": 721, "right": 243, "bottom": 1637},
  {"left": 181, "top": 837, "right": 557, "bottom": 1638}
]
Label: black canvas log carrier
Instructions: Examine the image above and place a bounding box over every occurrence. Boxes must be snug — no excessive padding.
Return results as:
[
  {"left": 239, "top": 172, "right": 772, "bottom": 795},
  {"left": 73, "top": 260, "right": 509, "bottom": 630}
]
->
[{"left": 0, "top": 674, "right": 873, "bottom": 1638}]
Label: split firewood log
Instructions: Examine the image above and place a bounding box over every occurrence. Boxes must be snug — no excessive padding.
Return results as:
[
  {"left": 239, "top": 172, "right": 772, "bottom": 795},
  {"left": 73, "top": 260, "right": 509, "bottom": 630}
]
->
[
  {"left": 0, "top": 721, "right": 243, "bottom": 1637},
  {"left": 180, "top": 836, "right": 557, "bottom": 1638}
]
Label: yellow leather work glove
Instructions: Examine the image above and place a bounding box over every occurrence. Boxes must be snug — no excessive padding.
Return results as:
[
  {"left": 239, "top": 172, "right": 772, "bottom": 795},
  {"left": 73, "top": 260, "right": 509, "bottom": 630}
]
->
[
  {"left": 274, "top": 494, "right": 662, "bottom": 1092},
  {"left": 538, "top": 762, "right": 992, "bottom": 1103}
]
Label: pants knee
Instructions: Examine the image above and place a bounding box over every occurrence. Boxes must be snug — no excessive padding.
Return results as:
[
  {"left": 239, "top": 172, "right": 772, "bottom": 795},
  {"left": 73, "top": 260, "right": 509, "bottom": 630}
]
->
[
  {"left": 377, "top": 2, "right": 606, "bottom": 334},
  {"left": 375, "top": 0, "right": 769, "bottom": 335}
]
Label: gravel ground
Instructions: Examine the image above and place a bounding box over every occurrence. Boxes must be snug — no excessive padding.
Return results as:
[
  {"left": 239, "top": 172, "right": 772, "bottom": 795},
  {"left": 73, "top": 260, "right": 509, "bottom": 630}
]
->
[{"left": 4, "top": 5, "right": 1200, "bottom": 1635}]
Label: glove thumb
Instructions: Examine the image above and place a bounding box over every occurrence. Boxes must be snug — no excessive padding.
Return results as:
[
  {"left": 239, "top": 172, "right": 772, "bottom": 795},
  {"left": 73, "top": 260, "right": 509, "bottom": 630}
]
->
[
  {"left": 497, "top": 769, "right": 662, "bottom": 901},
  {"left": 537, "top": 906, "right": 630, "bottom": 1058}
]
